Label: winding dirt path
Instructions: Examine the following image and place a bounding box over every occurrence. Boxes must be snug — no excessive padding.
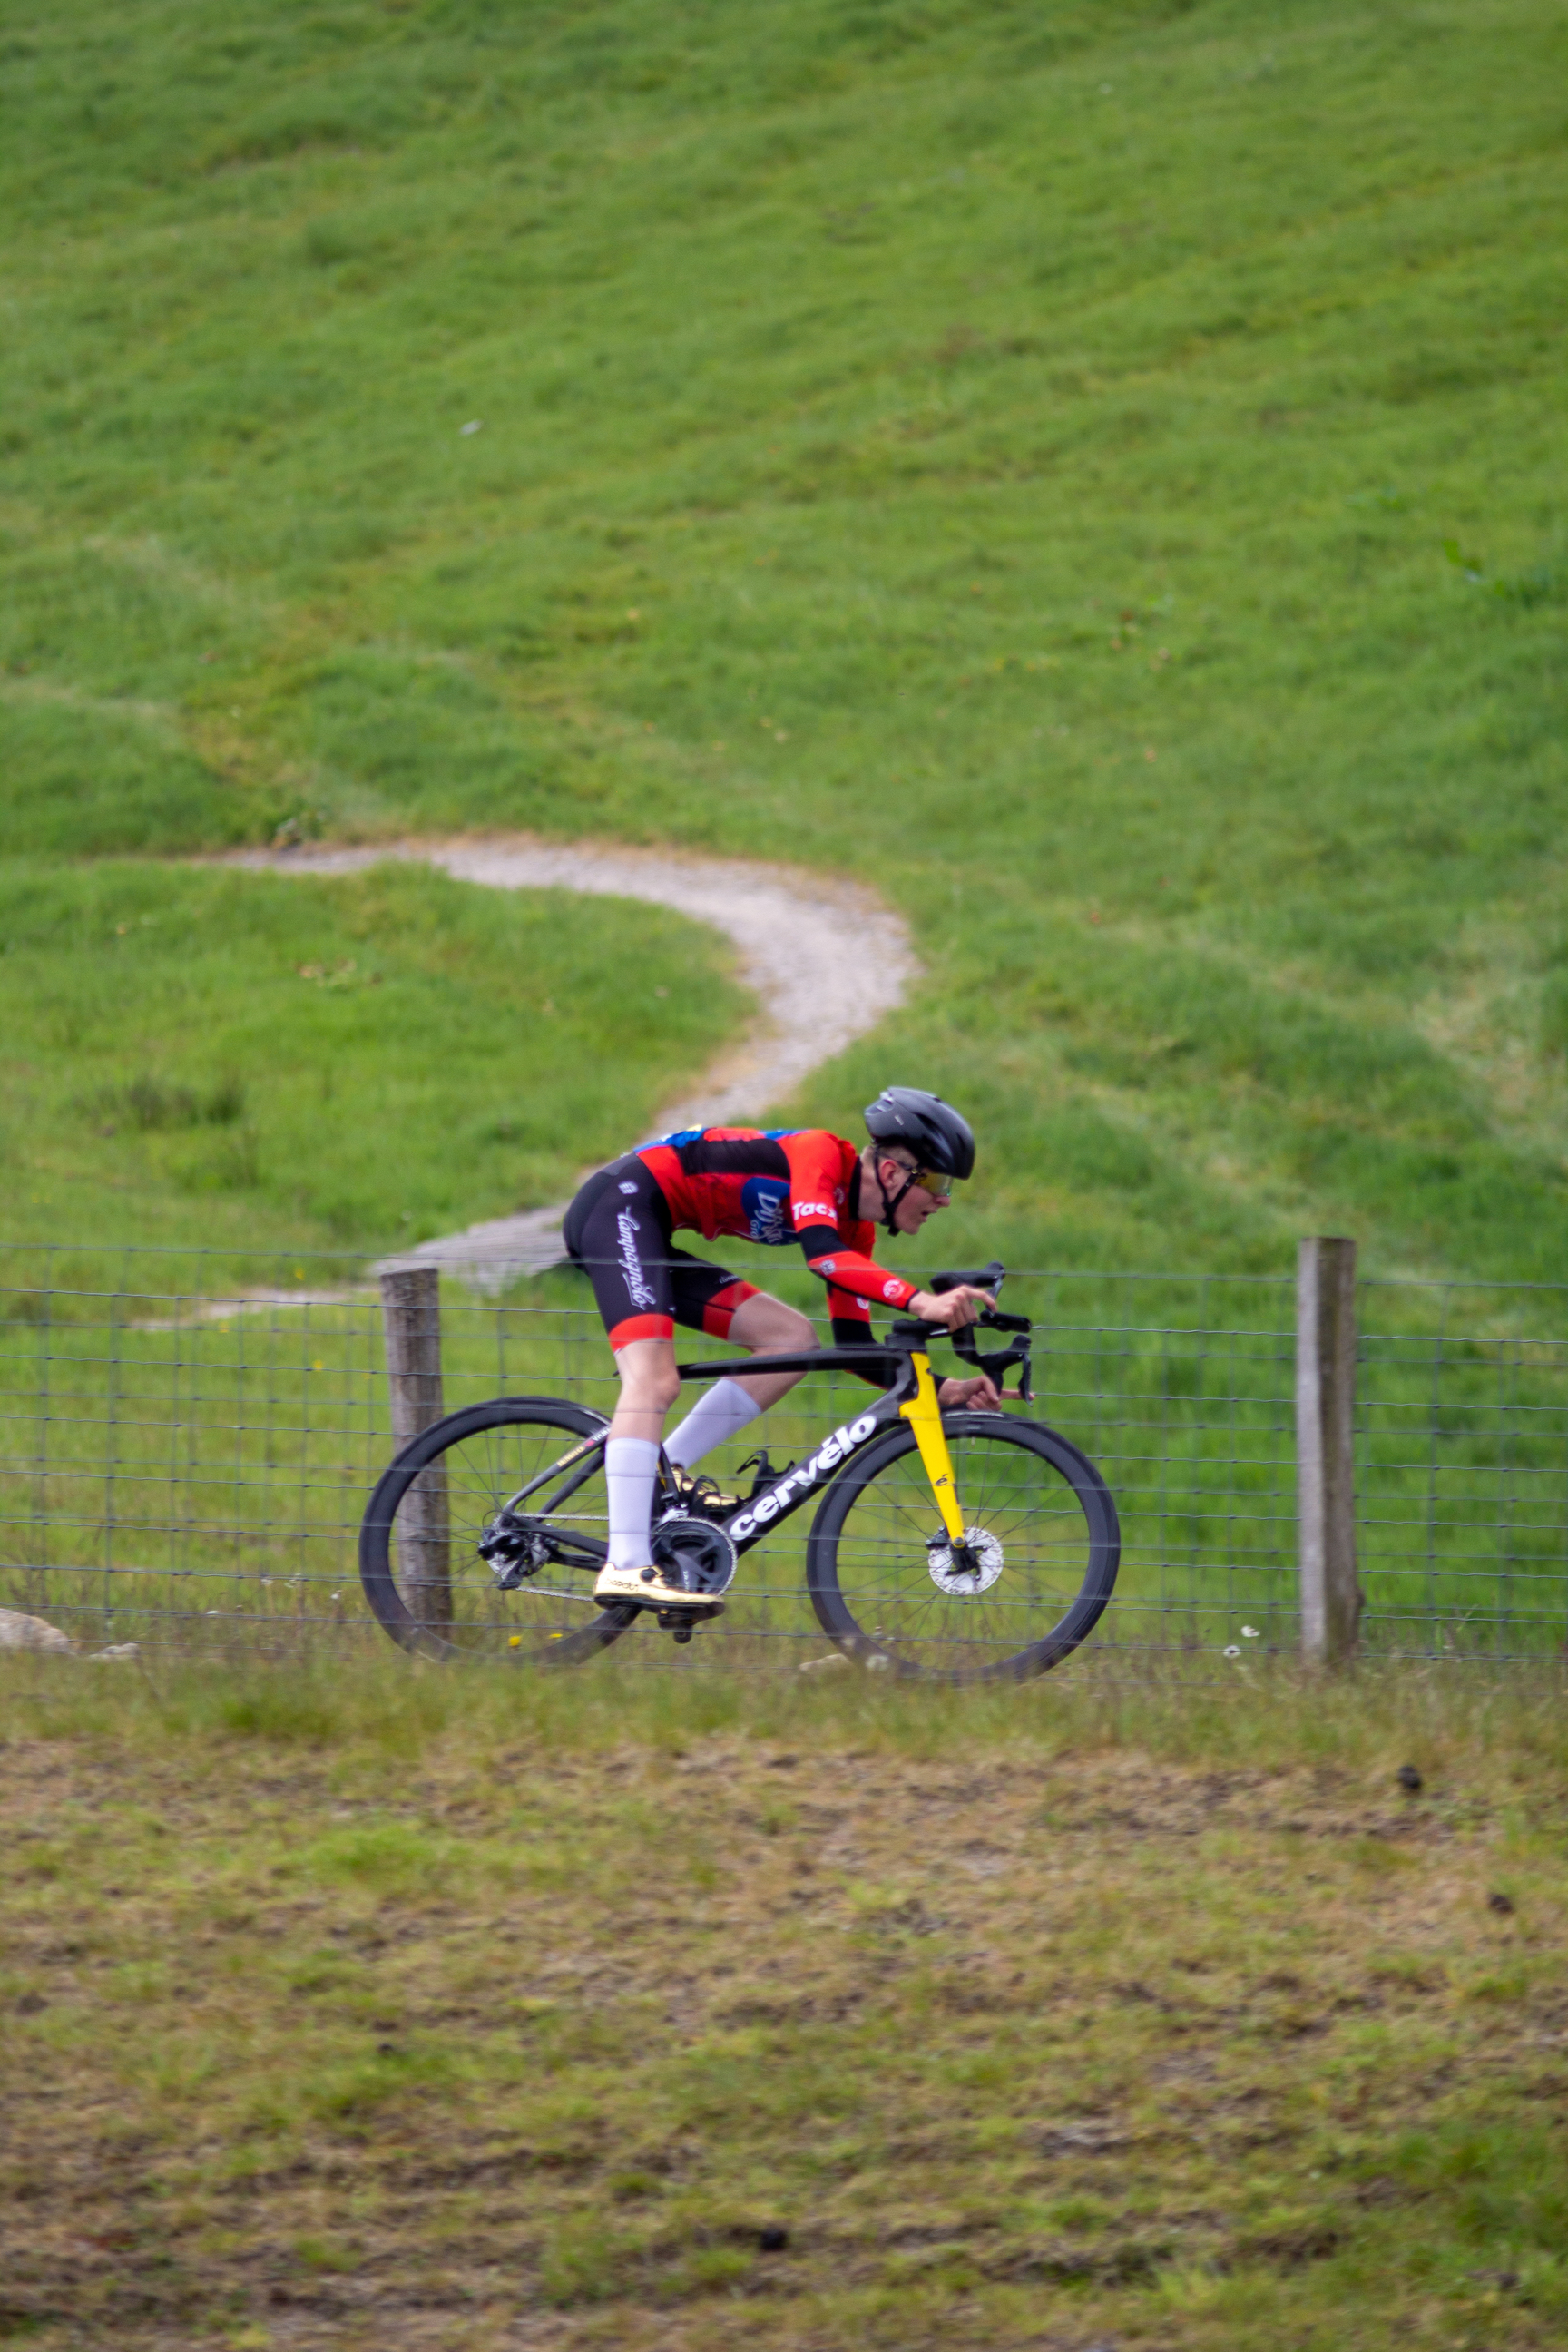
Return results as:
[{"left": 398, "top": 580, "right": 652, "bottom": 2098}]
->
[{"left": 229, "top": 835, "right": 916, "bottom": 1279}]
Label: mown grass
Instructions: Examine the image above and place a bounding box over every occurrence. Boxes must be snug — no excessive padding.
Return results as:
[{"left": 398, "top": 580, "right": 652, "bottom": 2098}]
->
[
  {"left": 0, "top": 858, "right": 742, "bottom": 1252},
  {"left": 2, "top": 0, "right": 1565, "bottom": 1271},
  {"left": 5, "top": 1657, "right": 1568, "bottom": 2348}
]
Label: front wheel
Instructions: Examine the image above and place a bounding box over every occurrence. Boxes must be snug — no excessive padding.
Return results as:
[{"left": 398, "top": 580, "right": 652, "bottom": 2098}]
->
[
  {"left": 358, "top": 1396, "right": 635, "bottom": 1664},
  {"left": 806, "top": 1412, "right": 1120, "bottom": 1681}
]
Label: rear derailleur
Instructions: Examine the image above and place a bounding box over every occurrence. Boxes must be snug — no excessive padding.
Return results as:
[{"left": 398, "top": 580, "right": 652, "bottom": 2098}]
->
[{"left": 477, "top": 1510, "right": 603, "bottom": 1591}]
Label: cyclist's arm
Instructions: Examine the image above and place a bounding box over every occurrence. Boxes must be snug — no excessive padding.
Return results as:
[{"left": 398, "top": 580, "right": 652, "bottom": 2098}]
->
[
  {"left": 828, "top": 1292, "right": 1001, "bottom": 1407},
  {"left": 784, "top": 1133, "right": 921, "bottom": 1315},
  {"left": 829, "top": 1311, "right": 895, "bottom": 1390},
  {"left": 796, "top": 1225, "right": 919, "bottom": 1313},
  {"left": 905, "top": 1282, "right": 996, "bottom": 1329}
]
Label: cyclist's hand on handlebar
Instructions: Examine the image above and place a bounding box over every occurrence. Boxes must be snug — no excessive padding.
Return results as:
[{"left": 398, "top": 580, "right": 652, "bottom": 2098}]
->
[
  {"left": 908, "top": 1283, "right": 996, "bottom": 1330},
  {"left": 938, "top": 1373, "right": 1004, "bottom": 1413}
]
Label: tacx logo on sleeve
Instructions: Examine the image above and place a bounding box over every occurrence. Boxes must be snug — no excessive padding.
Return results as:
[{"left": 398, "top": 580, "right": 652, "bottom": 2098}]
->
[{"left": 793, "top": 1200, "right": 835, "bottom": 1224}]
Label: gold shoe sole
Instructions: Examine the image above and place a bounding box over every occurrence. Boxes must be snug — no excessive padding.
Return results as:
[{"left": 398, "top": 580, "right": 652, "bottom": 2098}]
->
[{"left": 595, "top": 1583, "right": 724, "bottom": 1614}]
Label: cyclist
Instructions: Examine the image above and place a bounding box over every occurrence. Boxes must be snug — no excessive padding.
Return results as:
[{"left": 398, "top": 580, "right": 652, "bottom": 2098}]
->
[{"left": 562, "top": 1087, "right": 1003, "bottom": 1614}]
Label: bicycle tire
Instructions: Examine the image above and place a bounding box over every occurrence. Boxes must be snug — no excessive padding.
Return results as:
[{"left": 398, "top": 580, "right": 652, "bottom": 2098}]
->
[
  {"left": 358, "top": 1395, "right": 636, "bottom": 1665},
  {"left": 805, "top": 1410, "right": 1120, "bottom": 1681}
]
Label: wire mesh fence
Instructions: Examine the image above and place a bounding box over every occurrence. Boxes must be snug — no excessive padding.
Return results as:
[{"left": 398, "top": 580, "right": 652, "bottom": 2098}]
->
[{"left": 1, "top": 1243, "right": 1565, "bottom": 1670}]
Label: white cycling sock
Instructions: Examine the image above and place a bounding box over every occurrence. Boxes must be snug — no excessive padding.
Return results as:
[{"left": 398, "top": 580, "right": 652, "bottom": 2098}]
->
[
  {"left": 663, "top": 1377, "right": 762, "bottom": 1472},
  {"left": 604, "top": 1436, "right": 660, "bottom": 1571}
]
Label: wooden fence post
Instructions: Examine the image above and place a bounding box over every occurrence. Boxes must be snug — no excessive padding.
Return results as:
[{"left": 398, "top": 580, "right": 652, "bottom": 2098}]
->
[
  {"left": 378, "top": 1264, "right": 450, "bottom": 1632},
  {"left": 1297, "top": 1236, "right": 1361, "bottom": 1664}
]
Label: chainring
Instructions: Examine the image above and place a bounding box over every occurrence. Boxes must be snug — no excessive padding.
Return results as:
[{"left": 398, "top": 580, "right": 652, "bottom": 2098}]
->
[{"left": 652, "top": 1514, "right": 739, "bottom": 1597}]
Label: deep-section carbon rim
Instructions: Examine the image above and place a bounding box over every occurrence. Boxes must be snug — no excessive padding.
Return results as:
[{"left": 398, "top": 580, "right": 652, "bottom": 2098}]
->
[
  {"left": 805, "top": 1411, "right": 1120, "bottom": 1681},
  {"left": 358, "top": 1396, "right": 635, "bottom": 1664}
]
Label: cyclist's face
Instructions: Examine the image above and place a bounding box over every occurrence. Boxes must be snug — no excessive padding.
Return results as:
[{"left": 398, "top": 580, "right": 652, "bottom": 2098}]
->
[{"left": 880, "top": 1154, "right": 947, "bottom": 1231}]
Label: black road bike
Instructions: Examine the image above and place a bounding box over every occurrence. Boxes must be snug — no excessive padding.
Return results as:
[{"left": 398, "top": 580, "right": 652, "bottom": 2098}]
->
[{"left": 358, "top": 1265, "right": 1121, "bottom": 1682}]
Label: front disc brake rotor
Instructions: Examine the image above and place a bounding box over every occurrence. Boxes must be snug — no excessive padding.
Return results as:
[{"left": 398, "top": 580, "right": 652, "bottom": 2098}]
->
[{"left": 926, "top": 1525, "right": 1004, "bottom": 1597}]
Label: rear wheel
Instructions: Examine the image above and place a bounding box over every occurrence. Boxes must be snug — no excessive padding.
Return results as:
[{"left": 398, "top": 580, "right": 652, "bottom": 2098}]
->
[
  {"left": 358, "top": 1396, "right": 634, "bottom": 1664},
  {"left": 806, "top": 1412, "right": 1119, "bottom": 1681}
]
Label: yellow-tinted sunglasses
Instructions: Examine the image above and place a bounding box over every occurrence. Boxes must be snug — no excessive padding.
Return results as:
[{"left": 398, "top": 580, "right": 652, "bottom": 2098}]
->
[{"left": 912, "top": 1167, "right": 953, "bottom": 1202}]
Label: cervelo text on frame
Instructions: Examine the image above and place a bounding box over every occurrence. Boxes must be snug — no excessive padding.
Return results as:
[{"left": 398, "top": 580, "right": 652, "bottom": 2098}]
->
[{"left": 724, "top": 1410, "right": 880, "bottom": 1543}]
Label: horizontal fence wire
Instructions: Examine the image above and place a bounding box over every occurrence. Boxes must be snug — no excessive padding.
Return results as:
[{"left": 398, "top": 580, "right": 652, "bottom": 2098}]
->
[{"left": 1, "top": 1244, "right": 1564, "bottom": 1671}]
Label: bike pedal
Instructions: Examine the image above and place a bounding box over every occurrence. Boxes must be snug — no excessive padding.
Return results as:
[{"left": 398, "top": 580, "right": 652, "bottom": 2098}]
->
[{"left": 655, "top": 1602, "right": 725, "bottom": 1633}]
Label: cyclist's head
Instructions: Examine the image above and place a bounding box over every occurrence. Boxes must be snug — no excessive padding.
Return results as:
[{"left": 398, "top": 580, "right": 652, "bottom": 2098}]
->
[
  {"left": 863, "top": 1088, "right": 975, "bottom": 1233},
  {"left": 863, "top": 1088, "right": 975, "bottom": 1183}
]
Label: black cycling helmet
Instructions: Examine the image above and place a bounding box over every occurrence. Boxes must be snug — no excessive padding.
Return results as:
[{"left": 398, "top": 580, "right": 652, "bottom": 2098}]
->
[{"left": 863, "top": 1088, "right": 976, "bottom": 1181}]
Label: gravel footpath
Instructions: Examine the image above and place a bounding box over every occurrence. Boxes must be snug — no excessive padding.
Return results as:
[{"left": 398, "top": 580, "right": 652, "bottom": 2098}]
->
[{"left": 225, "top": 835, "right": 916, "bottom": 1281}]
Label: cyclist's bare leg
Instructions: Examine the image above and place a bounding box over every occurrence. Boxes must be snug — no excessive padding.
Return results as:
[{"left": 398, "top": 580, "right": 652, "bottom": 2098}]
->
[
  {"left": 607, "top": 1296, "right": 813, "bottom": 1446},
  {"left": 723, "top": 1290, "right": 817, "bottom": 1411},
  {"left": 602, "top": 1298, "right": 818, "bottom": 1575},
  {"left": 607, "top": 1337, "right": 681, "bottom": 1446},
  {"left": 661, "top": 1291, "right": 817, "bottom": 1477},
  {"left": 601, "top": 1339, "right": 680, "bottom": 1581}
]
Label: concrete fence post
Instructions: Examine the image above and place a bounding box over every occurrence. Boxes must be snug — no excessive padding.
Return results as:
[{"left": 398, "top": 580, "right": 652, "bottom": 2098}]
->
[
  {"left": 378, "top": 1264, "right": 451, "bottom": 1632},
  {"left": 1296, "top": 1236, "right": 1361, "bottom": 1665}
]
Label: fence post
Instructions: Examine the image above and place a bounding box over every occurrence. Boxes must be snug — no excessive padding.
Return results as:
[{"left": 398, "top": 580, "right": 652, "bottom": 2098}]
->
[
  {"left": 378, "top": 1264, "right": 451, "bottom": 1632},
  {"left": 1297, "top": 1236, "right": 1360, "bottom": 1664}
]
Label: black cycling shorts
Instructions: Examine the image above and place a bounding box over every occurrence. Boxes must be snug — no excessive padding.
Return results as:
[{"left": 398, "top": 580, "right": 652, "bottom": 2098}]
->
[{"left": 563, "top": 1156, "right": 759, "bottom": 1350}]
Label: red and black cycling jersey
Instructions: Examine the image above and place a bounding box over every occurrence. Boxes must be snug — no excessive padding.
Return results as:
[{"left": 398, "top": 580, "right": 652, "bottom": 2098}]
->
[{"left": 635, "top": 1125, "right": 919, "bottom": 1331}]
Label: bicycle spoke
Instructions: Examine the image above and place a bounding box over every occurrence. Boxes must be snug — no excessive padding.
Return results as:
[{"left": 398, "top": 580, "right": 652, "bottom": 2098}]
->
[
  {"left": 817, "top": 1421, "right": 1108, "bottom": 1679},
  {"left": 383, "top": 1408, "right": 616, "bottom": 1661}
]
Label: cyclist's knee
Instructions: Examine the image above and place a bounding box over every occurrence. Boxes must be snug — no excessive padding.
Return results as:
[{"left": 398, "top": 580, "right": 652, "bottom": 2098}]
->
[
  {"left": 614, "top": 1339, "right": 681, "bottom": 1416},
  {"left": 623, "top": 1368, "right": 681, "bottom": 1417}
]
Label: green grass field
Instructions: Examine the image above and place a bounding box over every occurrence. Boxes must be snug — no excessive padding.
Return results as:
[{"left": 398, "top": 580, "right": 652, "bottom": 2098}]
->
[
  {"left": 4, "top": 18, "right": 1567, "bottom": 2341},
  {"left": 5, "top": 1661, "right": 1568, "bottom": 2351},
  {"left": 3, "top": 0, "right": 1565, "bottom": 1273},
  {"left": 0, "top": 858, "right": 741, "bottom": 1250}
]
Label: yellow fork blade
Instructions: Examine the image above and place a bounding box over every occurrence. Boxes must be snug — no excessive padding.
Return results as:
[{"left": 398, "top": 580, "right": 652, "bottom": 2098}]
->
[{"left": 898, "top": 1351, "right": 965, "bottom": 1543}]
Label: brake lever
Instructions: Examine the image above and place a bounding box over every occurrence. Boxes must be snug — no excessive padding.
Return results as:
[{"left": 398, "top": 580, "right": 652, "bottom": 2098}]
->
[
  {"left": 930, "top": 1259, "right": 1007, "bottom": 1298},
  {"left": 951, "top": 1318, "right": 1034, "bottom": 1404}
]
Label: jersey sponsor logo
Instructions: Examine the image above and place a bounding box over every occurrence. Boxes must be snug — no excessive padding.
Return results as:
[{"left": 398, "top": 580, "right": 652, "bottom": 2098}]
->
[
  {"left": 615, "top": 1209, "right": 657, "bottom": 1310},
  {"left": 883, "top": 1279, "right": 906, "bottom": 1300},
  {"left": 818, "top": 1258, "right": 836, "bottom": 1275},
  {"left": 729, "top": 1412, "right": 878, "bottom": 1540},
  {"left": 740, "top": 1174, "right": 791, "bottom": 1245},
  {"left": 793, "top": 1200, "right": 835, "bottom": 1222},
  {"left": 618, "top": 1181, "right": 638, "bottom": 1194}
]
